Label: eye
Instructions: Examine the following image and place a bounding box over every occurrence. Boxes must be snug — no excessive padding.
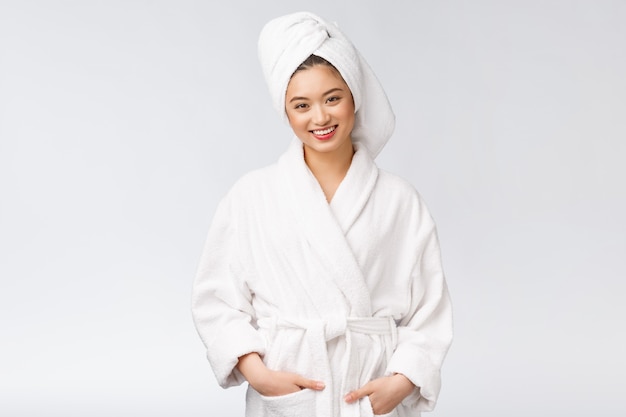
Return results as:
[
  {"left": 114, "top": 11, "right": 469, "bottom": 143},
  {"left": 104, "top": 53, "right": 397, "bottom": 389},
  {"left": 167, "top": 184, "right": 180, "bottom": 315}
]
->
[
  {"left": 294, "top": 103, "right": 308, "bottom": 110},
  {"left": 326, "top": 96, "right": 340, "bottom": 103}
]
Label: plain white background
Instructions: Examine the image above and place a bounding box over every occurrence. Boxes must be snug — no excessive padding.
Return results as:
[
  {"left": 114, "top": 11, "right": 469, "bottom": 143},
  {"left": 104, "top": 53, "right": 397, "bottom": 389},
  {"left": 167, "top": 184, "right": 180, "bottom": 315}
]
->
[{"left": 1, "top": 1, "right": 624, "bottom": 416}]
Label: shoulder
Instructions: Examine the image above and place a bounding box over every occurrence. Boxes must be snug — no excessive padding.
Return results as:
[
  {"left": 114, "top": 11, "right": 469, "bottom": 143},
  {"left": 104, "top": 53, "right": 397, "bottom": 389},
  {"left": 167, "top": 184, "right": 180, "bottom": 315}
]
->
[
  {"left": 234, "top": 165, "right": 276, "bottom": 188},
  {"left": 376, "top": 169, "right": 425, "bottom": 205},
  {"left": 224, "top": 163, "right": 279, "bottom": 198},
  {"left": 375, "top": 169, "right": 436, "bottom": 226}
]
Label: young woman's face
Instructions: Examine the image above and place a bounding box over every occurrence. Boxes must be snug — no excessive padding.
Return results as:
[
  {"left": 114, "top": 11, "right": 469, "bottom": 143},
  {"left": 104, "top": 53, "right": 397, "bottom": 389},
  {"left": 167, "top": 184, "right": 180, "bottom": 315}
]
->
[{"left": 285, "top": 65, "right": 355, "bottom": 157}]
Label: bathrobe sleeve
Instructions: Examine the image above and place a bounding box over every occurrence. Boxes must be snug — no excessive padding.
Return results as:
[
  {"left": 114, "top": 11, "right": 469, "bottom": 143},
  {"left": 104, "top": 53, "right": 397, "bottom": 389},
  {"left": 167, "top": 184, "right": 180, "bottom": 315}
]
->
[
  {"left": 191, "top": 191, "right": 266, "bottom": 388},
  {"left": 385, "top": 199, "right": 453, "bottom": 412}
]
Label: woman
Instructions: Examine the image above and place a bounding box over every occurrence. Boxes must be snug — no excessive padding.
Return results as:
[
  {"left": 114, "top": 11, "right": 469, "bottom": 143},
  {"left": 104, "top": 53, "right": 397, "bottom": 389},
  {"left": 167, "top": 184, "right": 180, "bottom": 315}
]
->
[{"left": 192, "top": 11, "right": 452, "bottom": 417}]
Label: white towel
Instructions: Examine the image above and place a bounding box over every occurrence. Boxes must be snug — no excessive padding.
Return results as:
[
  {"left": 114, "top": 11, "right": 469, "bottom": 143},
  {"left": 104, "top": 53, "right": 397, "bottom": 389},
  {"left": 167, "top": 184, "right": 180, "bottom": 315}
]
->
[{"left": 258, "top": 11, "right": 395, "bottom": 158}]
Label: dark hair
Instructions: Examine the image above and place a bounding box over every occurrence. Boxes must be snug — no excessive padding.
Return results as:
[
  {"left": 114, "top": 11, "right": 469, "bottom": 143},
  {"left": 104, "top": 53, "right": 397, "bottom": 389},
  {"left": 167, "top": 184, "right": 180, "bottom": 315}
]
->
[{"left": 292, "top": 54, "right": 338, "bottom": 76}]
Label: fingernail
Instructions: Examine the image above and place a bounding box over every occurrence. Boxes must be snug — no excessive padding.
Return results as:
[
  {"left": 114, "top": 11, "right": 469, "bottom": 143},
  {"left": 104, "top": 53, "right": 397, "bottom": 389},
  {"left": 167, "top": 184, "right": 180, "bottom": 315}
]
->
[
  {"left": 316, "top": 382, "right": 325, "bottom": 390},
  {"left": 344, "top": 394, "right": 352, "bottom": 403}
]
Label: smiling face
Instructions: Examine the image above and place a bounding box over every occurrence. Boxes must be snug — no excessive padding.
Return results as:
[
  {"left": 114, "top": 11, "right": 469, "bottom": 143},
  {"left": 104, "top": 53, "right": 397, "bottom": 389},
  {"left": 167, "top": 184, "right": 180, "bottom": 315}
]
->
[{"left": 285, "top": 64, "right": 355, "bottom": 158}]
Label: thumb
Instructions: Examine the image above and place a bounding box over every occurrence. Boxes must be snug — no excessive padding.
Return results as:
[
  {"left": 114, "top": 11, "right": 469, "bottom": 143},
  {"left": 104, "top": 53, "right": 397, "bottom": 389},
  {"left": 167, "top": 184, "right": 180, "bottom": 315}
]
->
[
  {"left": 296, "top": 376, "right": 326, "bottom": 391},
  {"left": 344, "top": 383, "right": 372, "bottom": 404}
]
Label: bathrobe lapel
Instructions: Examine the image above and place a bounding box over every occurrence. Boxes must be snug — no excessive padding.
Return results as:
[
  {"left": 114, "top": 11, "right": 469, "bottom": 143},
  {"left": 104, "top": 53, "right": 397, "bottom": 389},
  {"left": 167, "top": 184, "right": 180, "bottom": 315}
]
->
[
  {"left": 328, "top": 142, "right": 379, "bottom": 236},
  {"left": 277, "top": 139, "right": 377, "bottom": 317}
]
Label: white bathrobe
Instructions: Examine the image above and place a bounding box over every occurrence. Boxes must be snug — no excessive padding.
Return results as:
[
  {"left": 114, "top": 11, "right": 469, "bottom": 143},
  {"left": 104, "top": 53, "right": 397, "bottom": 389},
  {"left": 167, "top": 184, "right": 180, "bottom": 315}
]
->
[{"left": 192, "top": 139, "right": 453, "bottom": 417}]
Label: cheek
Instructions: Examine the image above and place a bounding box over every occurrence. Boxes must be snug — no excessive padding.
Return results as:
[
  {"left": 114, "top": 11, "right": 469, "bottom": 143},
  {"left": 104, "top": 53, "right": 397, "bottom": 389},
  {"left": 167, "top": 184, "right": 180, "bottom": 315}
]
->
[
  {"left": 339, "top": 99, "right": 355, "bottom": 118},
  {"left": 341, "top": 106, "right": 355, "bottom": 128},
  {"left": 285, "top": 110, "right": 298, "bottom": 127},
  {"left": 287, "top": 114, "right": 299, "bottom": 129},
  {"left": 286, "top": 113, "right": 307, "bottom": 135}
]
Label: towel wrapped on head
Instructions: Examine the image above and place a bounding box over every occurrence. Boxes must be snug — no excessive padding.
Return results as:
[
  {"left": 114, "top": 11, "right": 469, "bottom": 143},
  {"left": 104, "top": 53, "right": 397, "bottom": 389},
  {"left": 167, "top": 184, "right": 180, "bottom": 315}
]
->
[{"left": 258, "top": 11, "right": 395, "bottom": 158}]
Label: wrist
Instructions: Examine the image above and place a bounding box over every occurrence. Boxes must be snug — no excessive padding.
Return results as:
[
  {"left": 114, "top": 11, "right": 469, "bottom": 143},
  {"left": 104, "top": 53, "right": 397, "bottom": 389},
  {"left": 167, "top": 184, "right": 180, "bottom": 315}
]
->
[
  {"left": 236, "top": 352, "right": 269, "bottom": 388},
  {"left": 392, "top": 373, "right": 416, "bottom": 397}
]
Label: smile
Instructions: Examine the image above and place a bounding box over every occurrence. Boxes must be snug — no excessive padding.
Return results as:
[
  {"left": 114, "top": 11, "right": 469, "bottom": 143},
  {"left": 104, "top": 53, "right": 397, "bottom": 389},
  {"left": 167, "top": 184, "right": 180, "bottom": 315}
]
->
[{"left": 311, "top": 126, "right": 336, "bottom": 135}]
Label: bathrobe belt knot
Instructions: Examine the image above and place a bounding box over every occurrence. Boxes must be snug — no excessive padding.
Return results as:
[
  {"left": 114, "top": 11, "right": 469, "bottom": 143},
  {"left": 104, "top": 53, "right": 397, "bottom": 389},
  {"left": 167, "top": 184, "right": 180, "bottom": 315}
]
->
[{"left": 258, "top": 316, "right": 398, "bottom": 416}]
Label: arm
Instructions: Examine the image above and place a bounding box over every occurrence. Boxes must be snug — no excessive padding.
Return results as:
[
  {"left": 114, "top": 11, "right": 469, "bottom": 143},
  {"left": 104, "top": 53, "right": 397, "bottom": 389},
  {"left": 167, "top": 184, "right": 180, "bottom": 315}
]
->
[
  {"left": 191, "top": 196, "right": 267, "bottom": 388},
  {"left": 384, "top": 220, "right": 453, "bottom": 411},
  {"left": 192, "top": 193, "right": 327, "bottom": 393}
]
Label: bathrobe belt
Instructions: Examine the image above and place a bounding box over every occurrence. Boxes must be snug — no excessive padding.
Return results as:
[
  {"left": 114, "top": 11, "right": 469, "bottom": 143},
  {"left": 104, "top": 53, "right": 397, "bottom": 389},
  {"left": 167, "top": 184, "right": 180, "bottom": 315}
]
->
[{"left": 258, "top": 316, "right": 398, "bottom": 417}]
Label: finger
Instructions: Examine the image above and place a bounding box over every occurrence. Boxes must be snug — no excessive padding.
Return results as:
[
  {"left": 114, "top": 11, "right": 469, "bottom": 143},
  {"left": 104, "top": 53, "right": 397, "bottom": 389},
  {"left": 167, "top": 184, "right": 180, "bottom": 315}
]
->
[
  {"left": 295, "top": 376, "right": 326, "bottom": 391},
  {"left": 344, "top": 384, "right": 372, "bottom": 403}
]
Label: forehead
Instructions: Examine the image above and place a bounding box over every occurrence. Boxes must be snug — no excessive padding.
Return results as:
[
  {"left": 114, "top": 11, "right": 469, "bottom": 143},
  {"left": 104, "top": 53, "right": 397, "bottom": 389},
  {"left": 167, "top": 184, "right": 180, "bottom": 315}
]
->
[{"left": 286, "top": 65, "right": 350, "bottom": 97}]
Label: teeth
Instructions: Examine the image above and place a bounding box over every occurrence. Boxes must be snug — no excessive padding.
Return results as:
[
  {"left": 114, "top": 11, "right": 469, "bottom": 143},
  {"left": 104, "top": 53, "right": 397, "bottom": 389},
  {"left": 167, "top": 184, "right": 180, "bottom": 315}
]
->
[{"left": 312, "top": 126, "right": 336, "bottom": 135}]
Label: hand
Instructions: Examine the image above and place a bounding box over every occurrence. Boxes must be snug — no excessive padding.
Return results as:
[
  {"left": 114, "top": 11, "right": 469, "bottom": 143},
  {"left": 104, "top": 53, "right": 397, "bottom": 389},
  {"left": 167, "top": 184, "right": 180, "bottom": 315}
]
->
[
  {"left": 344, "top": 374, "right": 415, "bottom": 415},
  {"left": 236, "top": 352, "right": 325, "bottom": 397},
  {"left": 252, "top": 368, "right": 326, "bottom": 397}
]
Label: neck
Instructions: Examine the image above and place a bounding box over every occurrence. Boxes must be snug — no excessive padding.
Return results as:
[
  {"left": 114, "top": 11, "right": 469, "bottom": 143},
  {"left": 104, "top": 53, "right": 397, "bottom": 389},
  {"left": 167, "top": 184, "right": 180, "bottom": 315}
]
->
[{"left": 303, "top": 139, "right": 355, "bottom": 202}]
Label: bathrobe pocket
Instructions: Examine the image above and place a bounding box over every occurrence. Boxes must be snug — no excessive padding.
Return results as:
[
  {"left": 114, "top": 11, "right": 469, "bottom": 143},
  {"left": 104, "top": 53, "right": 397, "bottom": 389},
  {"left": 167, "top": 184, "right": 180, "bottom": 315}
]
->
[{"left": 246, "top": 386, "right": 317, "bottom": 417}]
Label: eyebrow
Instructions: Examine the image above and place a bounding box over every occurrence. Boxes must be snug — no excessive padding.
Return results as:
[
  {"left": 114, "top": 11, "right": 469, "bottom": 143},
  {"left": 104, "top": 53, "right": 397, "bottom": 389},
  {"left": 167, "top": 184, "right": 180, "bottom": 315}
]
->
[{"left": 288, "top": 87, "right": 345, "bottom": 103}]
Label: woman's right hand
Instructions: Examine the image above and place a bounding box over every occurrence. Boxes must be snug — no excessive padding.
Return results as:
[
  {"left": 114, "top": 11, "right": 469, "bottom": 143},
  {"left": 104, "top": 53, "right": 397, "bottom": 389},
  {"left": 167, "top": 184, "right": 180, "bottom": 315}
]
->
[
  {"left": 253, "top": 368, "right": 326, "bottom": 397},
  {"left": 236, "top": 352, "right": 326, "bottom": 397}
]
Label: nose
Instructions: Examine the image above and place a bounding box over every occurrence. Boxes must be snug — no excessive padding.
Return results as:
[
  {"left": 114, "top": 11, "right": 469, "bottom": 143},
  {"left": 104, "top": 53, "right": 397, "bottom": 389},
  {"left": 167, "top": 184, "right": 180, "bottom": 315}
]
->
[{"left": 312, "top": 105, "right": 330, "bottom": 125}]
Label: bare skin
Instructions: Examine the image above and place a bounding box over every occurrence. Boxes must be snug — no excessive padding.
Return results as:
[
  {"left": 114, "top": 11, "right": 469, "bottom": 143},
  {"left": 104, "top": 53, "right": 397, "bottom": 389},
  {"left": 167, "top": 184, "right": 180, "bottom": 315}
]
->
[
  {"left": 284, "top": 65, "right": 356, "bottom": 202},
  {"left": 304, "top": 136, "right": 354, "bottom": 202},
  {"left": 344, "top": 373, "right": 416, "bottom": 414},
  {"left": 236, "top": 352, "right": 325, "bottom": 396}
]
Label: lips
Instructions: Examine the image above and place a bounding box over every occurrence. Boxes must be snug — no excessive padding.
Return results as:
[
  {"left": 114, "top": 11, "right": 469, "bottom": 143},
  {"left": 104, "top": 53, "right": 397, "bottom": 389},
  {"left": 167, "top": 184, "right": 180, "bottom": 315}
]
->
[{"left": 310, "top": 125, "right": 337, "bottom": 140}]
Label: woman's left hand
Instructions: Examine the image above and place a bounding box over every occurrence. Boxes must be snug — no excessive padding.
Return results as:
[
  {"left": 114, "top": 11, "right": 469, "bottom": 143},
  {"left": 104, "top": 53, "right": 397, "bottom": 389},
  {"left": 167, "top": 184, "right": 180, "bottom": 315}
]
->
[{"left": 344, "top": 373, "right": 415, "bottom": 415}]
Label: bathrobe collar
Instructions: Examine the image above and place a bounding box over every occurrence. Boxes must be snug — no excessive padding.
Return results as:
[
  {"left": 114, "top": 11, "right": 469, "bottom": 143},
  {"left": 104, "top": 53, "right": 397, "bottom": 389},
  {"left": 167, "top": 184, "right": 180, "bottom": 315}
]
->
[
  {"left": 329, "top": 142, "right": 379, "bottom": 234},
  {"left": 277, "top": 138, "right": 377, "bottom": 317}
]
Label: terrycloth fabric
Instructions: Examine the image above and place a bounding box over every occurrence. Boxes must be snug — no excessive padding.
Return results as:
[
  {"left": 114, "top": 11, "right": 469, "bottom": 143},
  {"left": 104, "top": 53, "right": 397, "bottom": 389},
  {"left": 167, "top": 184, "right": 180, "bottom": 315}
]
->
[
  {"left": 192, "top": 140, "right": 453, "bottom": 417},
  {"left": 258, "top": 11, "right": 395, "bottom": 158}
]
